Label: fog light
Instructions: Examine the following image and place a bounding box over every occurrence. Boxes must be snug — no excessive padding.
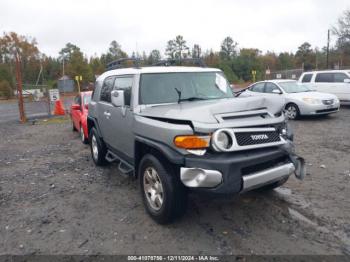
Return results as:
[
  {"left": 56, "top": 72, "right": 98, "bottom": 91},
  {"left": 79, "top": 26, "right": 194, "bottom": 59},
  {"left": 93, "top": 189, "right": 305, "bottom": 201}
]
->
[{"left": 281, "top": 128, "right": 287, "bottom": 136}]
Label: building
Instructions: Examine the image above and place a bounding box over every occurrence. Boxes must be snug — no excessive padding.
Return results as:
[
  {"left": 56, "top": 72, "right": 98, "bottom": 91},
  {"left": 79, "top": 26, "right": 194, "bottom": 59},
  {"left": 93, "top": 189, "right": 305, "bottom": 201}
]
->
[{"left": 57, "top": 75, "right": 74, "bottom": 92}]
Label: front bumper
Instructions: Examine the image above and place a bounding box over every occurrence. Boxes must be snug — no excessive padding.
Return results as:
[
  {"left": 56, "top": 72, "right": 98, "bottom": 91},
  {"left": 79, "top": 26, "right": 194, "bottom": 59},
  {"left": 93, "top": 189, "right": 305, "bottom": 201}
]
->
[
  {"left": 181, "top": 146, "right": 296, "bottom": 195},
  {"left": 299, "top": 102, "right": 340, "bottom": 115}
]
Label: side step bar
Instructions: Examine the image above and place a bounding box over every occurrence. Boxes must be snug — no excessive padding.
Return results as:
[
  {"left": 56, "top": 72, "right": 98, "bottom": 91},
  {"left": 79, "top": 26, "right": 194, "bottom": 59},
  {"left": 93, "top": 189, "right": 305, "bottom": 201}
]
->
[{"left": 105, "top": 150, "right": 134, "bottom": 176}]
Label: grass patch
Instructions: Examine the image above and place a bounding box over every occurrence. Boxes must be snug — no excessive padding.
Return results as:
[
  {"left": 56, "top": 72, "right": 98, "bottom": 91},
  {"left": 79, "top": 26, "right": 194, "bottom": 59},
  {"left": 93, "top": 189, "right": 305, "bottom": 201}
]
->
[{"left": 38, "top": 116, "right": 70, "bottom": 125}]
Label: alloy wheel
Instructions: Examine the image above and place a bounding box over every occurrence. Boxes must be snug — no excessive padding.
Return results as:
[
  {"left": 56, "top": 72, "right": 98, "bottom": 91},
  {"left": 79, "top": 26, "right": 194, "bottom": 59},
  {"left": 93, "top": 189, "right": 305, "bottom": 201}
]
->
[
  {"left": 286, "top": 105, "right": 297, "bottom": 120},
  {"left": 143, "top": 167, "right": 164, "bottom": 211},
  {"left": 91, "top": 135, "right": 98, "bottom": 160},
  {"left": 80, "top": 126, "right": 85, "bottom": 142}
]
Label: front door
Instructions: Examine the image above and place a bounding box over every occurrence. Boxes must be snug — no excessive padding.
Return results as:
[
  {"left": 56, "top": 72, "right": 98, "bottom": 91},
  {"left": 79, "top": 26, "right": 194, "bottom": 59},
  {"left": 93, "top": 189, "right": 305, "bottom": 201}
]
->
[
  {"left": 107, "top": 75, "right": 135, "bottom": 162},
  {"left": 97, "top": 75, "right": 115, "bottom": 143}
]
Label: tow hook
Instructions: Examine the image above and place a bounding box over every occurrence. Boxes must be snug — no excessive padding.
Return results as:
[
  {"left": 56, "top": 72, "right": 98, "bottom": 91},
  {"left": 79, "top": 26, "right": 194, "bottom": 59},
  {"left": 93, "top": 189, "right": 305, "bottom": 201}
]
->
[
  {"left": 281, "top": 142, "right": 306, "bottom": 180},
  {"left": 289, "top": 155, "right": 306, "bottom": 180}
]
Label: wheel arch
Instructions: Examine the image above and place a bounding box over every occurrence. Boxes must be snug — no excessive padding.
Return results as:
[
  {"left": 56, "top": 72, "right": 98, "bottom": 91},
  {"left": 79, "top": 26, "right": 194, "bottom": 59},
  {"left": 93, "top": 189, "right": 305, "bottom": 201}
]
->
[
  {"left": 134, "top": 136, "right": 184, "bottom": 178},
  {"left": 87, "top": 116, "right": 102, "bottom": 137}
]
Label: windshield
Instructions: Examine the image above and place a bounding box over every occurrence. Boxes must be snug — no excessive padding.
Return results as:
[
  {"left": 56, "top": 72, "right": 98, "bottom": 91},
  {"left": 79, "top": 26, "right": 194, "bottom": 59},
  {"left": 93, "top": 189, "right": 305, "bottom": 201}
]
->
[
  {"left": 83, "top": 94, "right": 91, "bottom": 105},
  {"left": 139, "top": 72, "right": 233, "bottom": 105},
  {"left": 279, "top": 81, "right": 312, "bottom": 93}
]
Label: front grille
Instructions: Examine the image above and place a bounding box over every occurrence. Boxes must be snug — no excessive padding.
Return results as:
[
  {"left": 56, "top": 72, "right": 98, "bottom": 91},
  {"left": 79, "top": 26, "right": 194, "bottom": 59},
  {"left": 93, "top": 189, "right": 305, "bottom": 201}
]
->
[
  {"left": 322, "top": 99, "right": 334, "bottom": 105},
  {"left": 316, "top": 108, "right": 339, "bottom": 113},
  {"left": 235, "top": 131, "right": 281, "bottom": 146}
]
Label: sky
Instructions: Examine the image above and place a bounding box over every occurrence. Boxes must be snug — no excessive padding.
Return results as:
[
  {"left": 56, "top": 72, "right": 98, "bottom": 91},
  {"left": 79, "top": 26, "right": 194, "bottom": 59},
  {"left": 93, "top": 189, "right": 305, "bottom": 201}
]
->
[{"left": 1, "top": 0, "right": 349, "bottom": 58}]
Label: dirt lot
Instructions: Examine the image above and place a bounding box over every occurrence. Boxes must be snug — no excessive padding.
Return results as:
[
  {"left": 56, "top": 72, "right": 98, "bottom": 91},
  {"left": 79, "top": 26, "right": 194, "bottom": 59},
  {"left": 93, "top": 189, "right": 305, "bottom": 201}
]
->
[{"left": 0, "top": 109, "right": 350, "bottom": 255}]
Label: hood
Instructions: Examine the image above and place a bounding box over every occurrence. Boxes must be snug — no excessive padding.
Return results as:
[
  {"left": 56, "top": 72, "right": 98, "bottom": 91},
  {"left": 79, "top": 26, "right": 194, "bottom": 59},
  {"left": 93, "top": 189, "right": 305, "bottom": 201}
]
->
[
  {"left": 285, "top": 91, "right": 337, "bottom": 100},
  {"left": 138, "top": 96, "right": 284, "bottom": 124}
]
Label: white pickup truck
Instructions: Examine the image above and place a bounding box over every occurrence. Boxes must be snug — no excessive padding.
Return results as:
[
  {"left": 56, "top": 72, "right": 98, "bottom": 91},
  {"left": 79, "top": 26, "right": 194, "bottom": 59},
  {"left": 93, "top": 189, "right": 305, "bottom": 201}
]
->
[{"left": 298, "top": 70, "right": 350, "bottom": 105}]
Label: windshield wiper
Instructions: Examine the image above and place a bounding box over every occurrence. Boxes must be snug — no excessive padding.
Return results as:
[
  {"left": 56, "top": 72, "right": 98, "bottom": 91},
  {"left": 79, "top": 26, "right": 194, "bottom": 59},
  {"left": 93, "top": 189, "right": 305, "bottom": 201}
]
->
[
  {"left": 174, "top": 88, "right": 182, "bottom": 104},
  {"left": 174, "top": 88, "right": 207, "bottom": 103},
  {"left": 178, "top": 96, "right": 207, "bottom": 102}
]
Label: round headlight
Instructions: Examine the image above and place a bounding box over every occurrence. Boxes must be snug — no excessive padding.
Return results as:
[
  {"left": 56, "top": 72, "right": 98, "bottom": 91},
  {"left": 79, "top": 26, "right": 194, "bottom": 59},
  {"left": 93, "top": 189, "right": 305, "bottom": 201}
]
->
[{"left": 216, "top": 131, "right": 232, "bottom": 150}]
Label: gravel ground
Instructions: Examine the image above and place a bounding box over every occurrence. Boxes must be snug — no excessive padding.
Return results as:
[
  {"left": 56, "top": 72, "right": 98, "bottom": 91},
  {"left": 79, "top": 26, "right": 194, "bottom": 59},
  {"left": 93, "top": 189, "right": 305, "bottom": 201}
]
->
[{"left": 0, "top": 109, "right": 349, "bottom": 255}]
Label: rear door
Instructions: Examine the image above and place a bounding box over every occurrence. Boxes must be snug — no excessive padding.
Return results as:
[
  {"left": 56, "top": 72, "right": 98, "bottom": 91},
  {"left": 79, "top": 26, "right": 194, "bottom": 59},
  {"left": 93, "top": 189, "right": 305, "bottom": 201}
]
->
[{"left": 313, "top": 73, "right": 335, "bottom": 94}]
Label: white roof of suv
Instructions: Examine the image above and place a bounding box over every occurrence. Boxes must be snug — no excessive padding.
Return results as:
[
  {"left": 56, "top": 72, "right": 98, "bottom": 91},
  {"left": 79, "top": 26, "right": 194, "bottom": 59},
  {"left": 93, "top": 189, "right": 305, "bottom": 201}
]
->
[
  {"left": 302, "top": 70, "right": 350, "bottom": 74},
  {"left": 97, "top": 66, "right": 221, "bottom": 81}
]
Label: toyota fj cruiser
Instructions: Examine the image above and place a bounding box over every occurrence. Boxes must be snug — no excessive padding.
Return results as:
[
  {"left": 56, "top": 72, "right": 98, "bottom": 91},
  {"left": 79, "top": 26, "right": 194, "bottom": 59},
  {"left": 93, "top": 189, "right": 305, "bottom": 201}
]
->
[{"left": 87, "top": 60, "right": 305, "bottom": 224}]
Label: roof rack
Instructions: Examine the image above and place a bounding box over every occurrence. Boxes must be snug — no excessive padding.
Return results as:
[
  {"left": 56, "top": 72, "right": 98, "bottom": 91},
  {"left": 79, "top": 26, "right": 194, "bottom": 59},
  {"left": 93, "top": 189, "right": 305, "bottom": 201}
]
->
[
  {"left": 106, "top": 58, "right": 143, "bottom": 71},
  {"left": 106, "top": 57, "right": 207, "bottom": 71},
  {"left": 152, "top": 58, "right": 206, "bottom": 67}
]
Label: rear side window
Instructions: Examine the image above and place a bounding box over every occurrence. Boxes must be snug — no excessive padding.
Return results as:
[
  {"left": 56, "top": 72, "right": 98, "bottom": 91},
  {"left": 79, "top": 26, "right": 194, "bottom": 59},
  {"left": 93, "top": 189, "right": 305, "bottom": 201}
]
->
[
  {"left": 301, "top": 74, "right": 312, "bottom": 83},
  {"left": 249, "top": 83, "right": 265, "bottom": 92},
  {"left": 333, "top": 73, "right": 350, "bottom": 83},
  {"left": 315, "top": 73, "right": 333, "bottom": 83},
  {"left": 100, "top": 76, "right": 115, "bottom": 102}
]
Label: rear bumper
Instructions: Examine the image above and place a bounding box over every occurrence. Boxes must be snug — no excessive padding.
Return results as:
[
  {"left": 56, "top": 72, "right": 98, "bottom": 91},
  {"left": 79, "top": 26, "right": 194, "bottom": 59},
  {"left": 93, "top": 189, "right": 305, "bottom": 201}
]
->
[{"left": 182, "top": 146, "right": 295, "bottom": 195}]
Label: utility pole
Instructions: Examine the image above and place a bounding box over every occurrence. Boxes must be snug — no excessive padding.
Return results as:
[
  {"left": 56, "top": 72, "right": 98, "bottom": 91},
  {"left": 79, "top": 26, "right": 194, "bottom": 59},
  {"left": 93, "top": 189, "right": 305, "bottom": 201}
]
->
[
  {"left": 15, "top": 52, "right": 26, "bottom": 123},
  {"left": 326, "top": 29, "right": 330, "bottom": 69}
]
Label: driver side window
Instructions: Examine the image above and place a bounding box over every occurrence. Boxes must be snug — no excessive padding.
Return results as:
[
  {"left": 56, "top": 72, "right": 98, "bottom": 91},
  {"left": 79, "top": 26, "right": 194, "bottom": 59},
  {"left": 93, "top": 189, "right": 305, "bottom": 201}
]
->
[
  {"left": 265, "top": 82, "right": 281, "bottom": 93},
  {"left": 113, "top": 76, "right": 134, "bottom": 106},
  {"left": 100, "top": 76, "right": 115, "bottom": 103}
]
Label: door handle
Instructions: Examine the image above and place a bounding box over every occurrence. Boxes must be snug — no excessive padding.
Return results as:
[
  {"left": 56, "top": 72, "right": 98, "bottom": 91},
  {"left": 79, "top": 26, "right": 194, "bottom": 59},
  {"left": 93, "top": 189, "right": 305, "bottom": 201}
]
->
[{"left": 104, "top": 111, "right": 111, "bottom": 117}]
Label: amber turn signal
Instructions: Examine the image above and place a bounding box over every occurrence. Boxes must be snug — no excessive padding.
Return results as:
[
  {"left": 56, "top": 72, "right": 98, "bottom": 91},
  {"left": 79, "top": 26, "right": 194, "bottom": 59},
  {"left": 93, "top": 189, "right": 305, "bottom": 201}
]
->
[{"left": 174, "top": 135, "right": 210, "bottom": 149}]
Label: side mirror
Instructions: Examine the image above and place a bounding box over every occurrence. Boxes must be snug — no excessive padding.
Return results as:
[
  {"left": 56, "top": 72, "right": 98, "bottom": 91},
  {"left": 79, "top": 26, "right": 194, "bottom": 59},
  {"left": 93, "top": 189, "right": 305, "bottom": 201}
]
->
[
  {"left": 111, "top": 90, "right": 125, "bottom": 107},
  {"left": 344, "top": 79, "right": 350, "bottom": 83},
  {"left": 71, "top": 104, "right": 81, "bottom": 110},
  {"left": 272, "top": 89, "right": 282, "bottom": 94}
]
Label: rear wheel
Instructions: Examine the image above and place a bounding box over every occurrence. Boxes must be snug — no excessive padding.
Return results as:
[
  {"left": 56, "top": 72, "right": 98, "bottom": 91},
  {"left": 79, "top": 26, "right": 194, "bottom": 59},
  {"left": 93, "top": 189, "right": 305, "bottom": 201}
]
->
[
  {"left": 139, "top": 154, "right": 187, "bottom": 224},
  {"left": 285, "top": 103, "right": 300, "bottom": 120},
  {"left": 89, "top": 127, "right": 107, "bottom": 166},
  {"left": 72, "top": 121, "right": 77, "bottom": 131},
  {"left": 80, "top": 125, "right": 89, "bottom": 144}
]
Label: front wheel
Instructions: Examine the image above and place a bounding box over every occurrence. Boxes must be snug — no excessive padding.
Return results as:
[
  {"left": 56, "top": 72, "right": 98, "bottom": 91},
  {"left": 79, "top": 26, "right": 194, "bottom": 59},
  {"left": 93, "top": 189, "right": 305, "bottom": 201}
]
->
[
  {"left": 89, "top": 127, "right": 107, "bottom": 166},
  {"left": 139, "top": 154, "right": 187, "bottom": 224},
  {"left": 285, "top": 103, "right": 300, "bottom": 120}
]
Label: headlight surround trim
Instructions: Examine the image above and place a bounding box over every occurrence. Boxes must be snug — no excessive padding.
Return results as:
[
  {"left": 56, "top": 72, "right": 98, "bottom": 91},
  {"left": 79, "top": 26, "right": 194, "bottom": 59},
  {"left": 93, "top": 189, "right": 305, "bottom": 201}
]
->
[{"left": 211, "top": 128, "right": 237, "bottom": 152}]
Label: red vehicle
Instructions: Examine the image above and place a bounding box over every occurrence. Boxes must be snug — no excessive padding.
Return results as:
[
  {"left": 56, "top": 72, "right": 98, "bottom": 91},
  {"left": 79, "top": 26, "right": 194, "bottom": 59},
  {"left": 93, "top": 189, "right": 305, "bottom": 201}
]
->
[{"left": 70, "top": 91, "right": 92, "bottom": 144}]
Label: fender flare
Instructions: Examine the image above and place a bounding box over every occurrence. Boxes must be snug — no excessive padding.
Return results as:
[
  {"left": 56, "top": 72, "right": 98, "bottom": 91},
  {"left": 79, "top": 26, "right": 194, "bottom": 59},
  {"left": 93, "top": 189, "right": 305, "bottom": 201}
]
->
[
  {"left": 87, "top": 116, "right": 102, "bottom": 137},
  {"left": 135, "top": 136, "right": 185, "bottom": 166}
]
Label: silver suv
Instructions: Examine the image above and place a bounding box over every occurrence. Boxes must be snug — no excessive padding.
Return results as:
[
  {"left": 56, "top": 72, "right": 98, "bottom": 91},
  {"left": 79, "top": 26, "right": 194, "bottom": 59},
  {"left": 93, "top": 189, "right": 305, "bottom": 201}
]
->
[{"left": 88, "top": 64, "right": 305, "bottom": 224}]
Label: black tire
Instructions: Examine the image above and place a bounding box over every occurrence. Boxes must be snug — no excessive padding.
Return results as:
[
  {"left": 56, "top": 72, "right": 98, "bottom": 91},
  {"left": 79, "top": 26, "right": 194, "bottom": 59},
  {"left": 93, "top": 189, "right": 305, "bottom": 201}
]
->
[
  {"left": 139, "top": 154, "right": 188, "bottom": 224},
  {"left": 255, "top": 176, "right": 289, "bottom": 192},
  {"left": 89, "top": 127, "right": 107, "bottom": 166},
  {"left": 285, "top": 103, "right": 300, "bottom": 120},
  {"left": 72, "top": 121, "right": 77, "bottom": 131},
  {"left": 80, "top": 124, "right": 89, "bottom": 144}
]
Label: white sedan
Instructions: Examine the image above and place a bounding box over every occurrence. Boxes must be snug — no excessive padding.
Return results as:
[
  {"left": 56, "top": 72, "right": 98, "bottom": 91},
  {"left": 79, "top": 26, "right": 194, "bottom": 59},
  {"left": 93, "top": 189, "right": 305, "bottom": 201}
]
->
[{"left": 241, "top": 80, "right": 340, "bottom": 120}]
